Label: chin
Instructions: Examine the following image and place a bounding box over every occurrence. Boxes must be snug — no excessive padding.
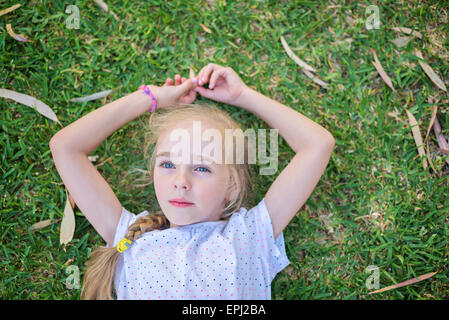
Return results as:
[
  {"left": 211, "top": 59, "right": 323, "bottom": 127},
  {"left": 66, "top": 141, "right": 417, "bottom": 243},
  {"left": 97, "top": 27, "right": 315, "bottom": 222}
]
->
[{"left": 166, "top": 215, "right": 193, "bottom": 227}]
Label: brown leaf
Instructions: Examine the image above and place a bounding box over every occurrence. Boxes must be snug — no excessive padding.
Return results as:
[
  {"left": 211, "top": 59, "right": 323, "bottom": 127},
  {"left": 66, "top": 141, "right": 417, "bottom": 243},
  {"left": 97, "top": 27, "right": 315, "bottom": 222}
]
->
[
  {"left": 61, "top": 68, "right": 84, "bottom": 75},
  {"left": 199, "top": 23, "right": 212, "bottom": 34},
  {"left": 405, "top": 108, "right": 428, "bottom": 170},
  {"left": 302, "top": 69, "right": 329, "bottom": 88},
  {"left": 387, "top": 108, "right": 406, "bottom": 124},
  {"left": 433, "top": 116, "right": 449, "bottom": 165},
  {"left": 390, "top": 36, "right": 413, "bottom": 48},
  {"left": 69, "top": 89, "right": 114, "bottom": 103},
  {"left": 369, "top": 272, "right": 437, "bottom": 294},
  {"left": 0, "top": 89, "right": 59, "bottom": 123},
  {"left": 60, "top": 189, "right": 76, "bottom": 245},
  {"left": 189, "top": 67, "right": 196, "bottom": 79},
  {"left": 29, "top": 219, "right": 51, "bottom": 231},
  {"left": 280, "top": 36, "right": 329, "bottom": 88},
  {"left": 391, "top": 27, "right": 423, "bottom": 39},
  {"left": 371, "top": 49, "right": 396, "bottom": 92},
  {"left": 426, "top": 139, "right": 440, "bottom": 177},
  {"left": 0, "top": 3, "right": 21, "bottom": 17},
  {"left": 424, "top": 105, "right": 438, "bottom": 144},
  {"left": 29, "top": 218, "right": 61, "bottom": 232},
  {"left": 6, "top": 24, "right": 32, "bottom": 42},
  {"left": 414, "top": 50, "right": 447, "bottom": 92},
  {"left": 280, "top": 36, "right": 316, "bottom": 72},
  {"left": 68, "top": 192, "right": 76, "bottom": 210}
]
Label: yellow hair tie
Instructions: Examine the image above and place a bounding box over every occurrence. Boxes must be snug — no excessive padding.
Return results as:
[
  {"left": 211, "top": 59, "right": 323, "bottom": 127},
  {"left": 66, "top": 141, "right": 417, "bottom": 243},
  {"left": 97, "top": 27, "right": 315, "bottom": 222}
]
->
[{"left": 116, "top": 238, "right": 132, "bottom": 253}]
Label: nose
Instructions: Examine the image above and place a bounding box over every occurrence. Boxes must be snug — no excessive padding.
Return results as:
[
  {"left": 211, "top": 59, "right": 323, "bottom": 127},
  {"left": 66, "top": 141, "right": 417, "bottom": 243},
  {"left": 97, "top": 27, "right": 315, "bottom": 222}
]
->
[{"left": 174, "top": 169, "right": 191, "bottom": 191}]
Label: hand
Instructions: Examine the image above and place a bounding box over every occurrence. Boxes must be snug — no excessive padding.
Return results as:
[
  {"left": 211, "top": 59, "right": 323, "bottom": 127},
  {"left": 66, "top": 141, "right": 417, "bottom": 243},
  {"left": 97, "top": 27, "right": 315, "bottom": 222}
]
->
[
  {"left": 145, "top": 74, "right": 198, "bottom": 110},
  {"left": 193, "top": 63, "right": 249, "bottom": 106}
]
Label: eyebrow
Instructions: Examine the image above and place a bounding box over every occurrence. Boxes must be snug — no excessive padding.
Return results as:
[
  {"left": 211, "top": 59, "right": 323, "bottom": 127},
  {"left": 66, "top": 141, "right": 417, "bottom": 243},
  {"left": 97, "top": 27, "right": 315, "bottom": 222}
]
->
[{"left": 156, "top": 152, "right": 218, "bottom": 164}]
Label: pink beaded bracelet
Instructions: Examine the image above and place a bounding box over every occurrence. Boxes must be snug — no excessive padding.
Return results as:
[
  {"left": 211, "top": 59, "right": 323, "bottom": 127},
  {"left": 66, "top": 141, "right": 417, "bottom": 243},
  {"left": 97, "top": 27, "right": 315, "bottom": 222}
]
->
[{"left": 138, "top": 84, "right": 157, "bottom": 113}]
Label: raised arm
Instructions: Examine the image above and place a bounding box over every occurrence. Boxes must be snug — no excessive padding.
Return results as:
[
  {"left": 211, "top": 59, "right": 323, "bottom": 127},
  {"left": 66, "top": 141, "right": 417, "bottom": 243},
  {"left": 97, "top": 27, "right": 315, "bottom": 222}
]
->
[
  {"left": 49, "top": 77, "right": 198, "bottom": 247},
  {"left": 178, "top": 63, "right": 335, "bottom": 240},
  {"left": 49, "top": 90, "right": 153, "bottom": 247},
  {"left": 234, "top": 87, "right": 335, "bottom": 240}
]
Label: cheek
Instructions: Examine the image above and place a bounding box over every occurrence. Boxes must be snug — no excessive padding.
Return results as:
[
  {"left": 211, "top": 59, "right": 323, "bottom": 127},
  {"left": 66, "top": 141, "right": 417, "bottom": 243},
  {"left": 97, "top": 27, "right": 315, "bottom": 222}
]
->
[
  {"left": 199, "top": 183, "right": 226, "bottom": 202},
  {"left": 153, "top": 171, "right": 169, "bottom": 191}
]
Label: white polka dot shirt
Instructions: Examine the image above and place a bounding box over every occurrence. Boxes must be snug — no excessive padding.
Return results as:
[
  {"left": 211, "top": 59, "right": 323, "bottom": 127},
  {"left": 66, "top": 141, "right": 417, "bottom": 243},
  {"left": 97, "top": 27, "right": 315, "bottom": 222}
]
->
[{"left": 106, "top": 198, "right": 290, "bottom": 300}]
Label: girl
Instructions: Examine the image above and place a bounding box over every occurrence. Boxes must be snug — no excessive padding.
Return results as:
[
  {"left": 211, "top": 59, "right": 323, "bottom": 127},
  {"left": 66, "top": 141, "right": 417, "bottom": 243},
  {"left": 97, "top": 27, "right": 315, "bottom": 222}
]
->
[{"left": 49, "top": 63, "right": 335, "bottom": 300}]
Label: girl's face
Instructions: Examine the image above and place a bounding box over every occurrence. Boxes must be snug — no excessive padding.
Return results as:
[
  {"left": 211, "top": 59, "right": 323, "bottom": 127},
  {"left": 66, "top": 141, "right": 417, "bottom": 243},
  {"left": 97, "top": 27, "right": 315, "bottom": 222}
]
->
[{"left": 153, "top": 120, "right": 234, "bottom": 228}]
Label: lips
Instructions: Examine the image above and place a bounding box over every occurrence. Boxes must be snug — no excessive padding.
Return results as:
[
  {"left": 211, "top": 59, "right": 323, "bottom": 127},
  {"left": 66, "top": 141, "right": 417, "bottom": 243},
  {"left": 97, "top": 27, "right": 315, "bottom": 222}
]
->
[
  {"left": 169, "top": 197, "right": 194, "bottom": 204},
  {"left": 169, "top": 201, "right": 194, "bottom": 208}
]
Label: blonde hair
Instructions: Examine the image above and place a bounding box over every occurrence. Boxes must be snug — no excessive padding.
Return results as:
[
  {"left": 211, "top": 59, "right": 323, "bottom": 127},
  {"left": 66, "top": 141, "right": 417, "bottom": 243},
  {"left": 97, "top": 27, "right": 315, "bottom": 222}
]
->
[{"left": 80, "top": 102, "right": 256, "bottom": 299}]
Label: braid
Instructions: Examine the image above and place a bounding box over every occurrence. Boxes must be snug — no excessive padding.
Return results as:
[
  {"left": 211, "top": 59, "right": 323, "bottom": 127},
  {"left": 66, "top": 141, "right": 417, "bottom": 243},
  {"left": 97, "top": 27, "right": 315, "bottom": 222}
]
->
[
  {"left": 80, "top": 210, "right": 170, "bottom": 300},
  {"left": 125, "top": 211, "right": 170, "bottom": 241}
]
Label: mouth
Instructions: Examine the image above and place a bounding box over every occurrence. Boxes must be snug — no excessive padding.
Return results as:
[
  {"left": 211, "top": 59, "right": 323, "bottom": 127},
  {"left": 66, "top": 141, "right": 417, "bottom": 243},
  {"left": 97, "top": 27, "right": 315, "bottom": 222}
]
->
[{"left": 169, "top": 201, "right": 194, "bottom": 208}]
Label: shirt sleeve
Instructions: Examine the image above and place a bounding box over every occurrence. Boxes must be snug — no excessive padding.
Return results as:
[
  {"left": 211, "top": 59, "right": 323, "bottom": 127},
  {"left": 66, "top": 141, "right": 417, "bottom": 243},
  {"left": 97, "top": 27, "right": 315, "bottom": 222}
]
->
[
  {"left": 105, "top": 207, "right": 138, "bottom": 248},
  {"left": 225, "top": 197, "right": 290, "bottom": 283}
]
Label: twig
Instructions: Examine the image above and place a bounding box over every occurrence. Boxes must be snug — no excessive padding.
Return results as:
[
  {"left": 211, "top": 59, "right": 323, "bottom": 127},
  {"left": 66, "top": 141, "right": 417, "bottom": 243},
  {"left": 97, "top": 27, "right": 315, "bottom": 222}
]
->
[{"left": 369, "top": 272, "right": 437, "bottom": 295}]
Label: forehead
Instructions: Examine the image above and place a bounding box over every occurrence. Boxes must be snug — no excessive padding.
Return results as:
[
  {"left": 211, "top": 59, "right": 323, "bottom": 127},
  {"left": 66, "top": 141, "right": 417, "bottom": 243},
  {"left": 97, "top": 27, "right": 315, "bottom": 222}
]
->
[
  {"left": 156, "top": 120, "right": 229, "bottom": 165},
  {"left": 156, "top": 150, "right": 219, "bottom": 165}
]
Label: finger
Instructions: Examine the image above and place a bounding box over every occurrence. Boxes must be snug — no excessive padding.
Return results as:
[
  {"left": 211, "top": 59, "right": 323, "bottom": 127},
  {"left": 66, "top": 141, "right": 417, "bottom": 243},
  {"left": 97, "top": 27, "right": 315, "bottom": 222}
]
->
[
  {"left": 209, "top": 68, "right": 228, "bottom": 89},
  {"left": 166, "top": 78, "right": 173, "bottom": 86},
  {"left": 198, "top": 63, "right": 223, "bottom": 86},
  {"left": 187, "top": 88, "right": 196, "bottom": 101},
  {"left": 180, "top": 89, "right": 197, "bottom": 105},
  {"left": 181, "top": 77, "right": 187, "bottom": 83},
  {"left": 193, "top": 86, "right": 215, "bottom": 100},
  {"left": 175, "top": 74, "right": 181, "bottom": 85},
  {"left": 198, "top": 65, "right": 215, "bottom": 85},
  {"left": 176, "top": 78, "right": 198, "bottom": 96}
]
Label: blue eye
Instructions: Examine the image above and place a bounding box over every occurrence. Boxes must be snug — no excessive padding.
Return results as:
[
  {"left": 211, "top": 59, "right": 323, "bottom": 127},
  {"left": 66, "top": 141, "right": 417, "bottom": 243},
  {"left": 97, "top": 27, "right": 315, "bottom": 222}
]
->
[
  {"left": 160, "top": 161, "right": 174, "bottom": 169},
  {"left": 159, "top": 161, "right": 211, "bottom": 173}
]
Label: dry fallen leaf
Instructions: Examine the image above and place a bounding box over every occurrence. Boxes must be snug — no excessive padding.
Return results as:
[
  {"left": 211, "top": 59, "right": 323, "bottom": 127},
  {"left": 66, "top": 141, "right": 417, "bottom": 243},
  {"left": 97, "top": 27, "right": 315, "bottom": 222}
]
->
[
  {"left": 29, "top": 219, "right": 51, "bottom": 231},
  {"left": 0, "top": 89, "right": 59, "bottom": 123},
  {"left": 405, "top": 108, "right": 428, "bottom": 170},
  {"left": 189, "top": 67, "right": 196, "bottom": 79},
  {"left": 302, "top": 69, "right": 329, "bottom": 88},
  {"left": 424, "top": 105, "right": 438, "bottom": 143},
  {"left": 69, "top": 89, "right": 114, "bottom": 102},
  {"left": 199, "top": 23, "right": 212, "bottom": 34},
  {"left": 63, "top": 258, "right": 75, "bottom": 266},
  {"left": 426, "top": 139, "right": 440, "bottom": 177},
  {"left": 391, "top": 36, "right": 413, "bottom": 48},
  {"left": 433, "top": 116, "right": 449, "bottom": 164},
  {"left": 61, "top": 68, "right": 84, "bottom": 75},
  {"left": 29, "top": 218, "right": 61, "bottom": 232},
  {"left": 414, "top": 50, "right": 447, "bottom": 92},
  {"left": 93, "top": 0, "right": 119, "bottom": 21},
  {"left": 371, "top": 49, "right": 396, "bottom": 92},
  {"left": 60, "top": 189, "right": 76, "bottom": 245},
  {"left": 0, "top": 3, "right": 21, "bottom": 17},
  {"left": 369, "top": 271, "right": 437, "bottom": 294},
  {"left": 391, "top": 27, "right": 423, "bottom": 39},
  {"left": 280, "top": 36, "right": 328, "bottom": 88},
  {"left": 6, "top": 24, "right": 32, "bottom": 42},
  {"left": 68, "top": 192, "right": 76, "bottom": 210},
  {"left": 280, "top": 35, "right": 316, "bottom": 72},
  {"left": 387, "top": 108, "right": 406, "bottom": 124}
]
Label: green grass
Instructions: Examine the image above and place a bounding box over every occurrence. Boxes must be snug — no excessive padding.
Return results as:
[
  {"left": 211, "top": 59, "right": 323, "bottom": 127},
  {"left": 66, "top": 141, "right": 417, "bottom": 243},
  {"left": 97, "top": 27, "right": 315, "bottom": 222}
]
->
[{"left": 1, "top": 0, "right": 448, "bottom": 299}]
